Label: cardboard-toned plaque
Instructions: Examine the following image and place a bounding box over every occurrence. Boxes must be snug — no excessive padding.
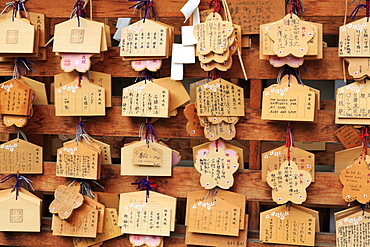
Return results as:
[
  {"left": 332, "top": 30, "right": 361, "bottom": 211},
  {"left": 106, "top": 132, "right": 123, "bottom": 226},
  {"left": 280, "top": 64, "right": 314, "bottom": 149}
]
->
[
  {"left": 0, "top": 78, "right": 35, "bottom": 116},
  {"left": 53, "top": 18, "right": 102, "bottom": 53},
  {"left": 266, "top": 160, "right": 312, "bottom": 204},
  {"left": 0, "top": 188, "right": 41, "bottom": 232},
  {"left": 261, "top": 75, "right": 316, "bottom": 121},
  {"left": 194, "top": 147, "right": 239, "bottom": 189},
  {"left": 55, "top": 77, "right": 106, "bottom": 116},
  {"left": 260, "top": 205, "right": 316, "bottom": 246},
  {"left": 121, "top": 140, "right": 172, "bottom": 176},
  {"left": 49, "top": 185, "right": 84, "bottom": 219},
  {"left": 119, "top": 191, "right": 176, "bottom": 232},
  {"left": 340, "top": 158, "right": 370, "bottom": 204},
  {"left": 339, "top": 17, "right": 370, "bottom": 57},
  {"left": 122, "top": 80, "right": 169, "bottom": 118},
  {"left": 262, "top": 145, "right": 315, "bottom": 182},
  {"left": 196, "top": 79, "right": 244, "bottom": 117},
  {"left": 334, "top": 125, "right": 362, "bottom": 149},
  {"left": 0, "top": 17, "right": 35, "bottom": 53},
  {"left": 0, "top": 138, "right": 43, "bottom": 174}
]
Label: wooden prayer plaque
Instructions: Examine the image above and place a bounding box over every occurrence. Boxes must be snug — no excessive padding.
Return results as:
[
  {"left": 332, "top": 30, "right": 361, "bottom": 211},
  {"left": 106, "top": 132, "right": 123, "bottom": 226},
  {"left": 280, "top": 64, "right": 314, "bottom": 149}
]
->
[
  {"left": 261, "top": 75, "right": 316, "bottom": 121},
  {"left": 56, "top": 142, "right": 101, "bottom": 179},
  {"left": 120, "top": 19, "right": 168, "bottom": 57},
  {"left": 198, "top": 116, "right": 238, "bottom": 141},
  {"left": 0, "top": 78, "right": 35, "bottom": 116},
  {"left": 196, "top": 79, "right": 244, "bottom": 116},
  {"left": 187, "top": 196, "right": 240, "bottom": 236},
  {"left": 340, "top": 158, "right": 370, "bottom": 204},
  {"left": 52, "top": 203, "right": 98, "bottom": 238},
  {"left": 55, "top": 77, "right": 106, "bottom": 116},
  {"left": 0, "top": 188, "right": 41, "bottom": 232},
  {"left": 193, "top": 13, "right": 234, "bottom": 55},
  {"left": 266, "top": 160, "right": 312, "bottom": 204},
  {"left": 194, "top": 147, "right": 239, "bottom": 189},
  {"left": 186, "top": 189, "right": 246, "bottom": 230},
  {"left": 122, "top": 81, "right": 169, "bottom": 118},
  {"left": 345, "top": 57, "right": 370, "bottom": 80},
  {"left": 339, "top": 17, "right": 370, "bottom": 57},
  {"left": 334, "top": 125, "right": 362, "bottom": 149},
  {"left": 129, "top": 235, "right": 163, "bottom": 247},
  {"left": 120, "top": 201, "right": 171, "bottom": 236},
  {"left": 133, "top": 144, "right": 163, "bottom": 166},
  {"left": 121, "top": 140, "right": 172, "bottom": 176},
  {"left": 73, "top": 208, "right": 123, "bottom": 247},
  {"left": 53, "top": 18, "right": 103, "bottom": 53},
  {"left": 336, "top": 208, "right": 370, "bottom": 247},
  {"left": 260, "top": 205, "right": 316, "bottom": 246},
  {"left": 228, "top": 0, "right": 284, "bottom": 34},
  {"left": 119, "top": 191, "right": 177, "bottom": 232},
  {"left": 21, "top": 76, "right": 48, "bottom": 105},
  {"left": 336, "top": 80, "right": 370, "bottom": 123},
  {"left": 49, "top": 185, "right": 84, "bottom": 219},
  {"left": 335, "top": 146, "right": 370, "bottom": 172},
  {"left": 0, "top": 18, "right": 35, "bottom": 53},
  {"left": 0, "top": 138, "right": 43, "bottom": 174},
  {"left": 262, "top": 145, "right": 315, "bottom": 182},
  {"left": 184, "top": 103, "right": 203, "bottom": 136}
]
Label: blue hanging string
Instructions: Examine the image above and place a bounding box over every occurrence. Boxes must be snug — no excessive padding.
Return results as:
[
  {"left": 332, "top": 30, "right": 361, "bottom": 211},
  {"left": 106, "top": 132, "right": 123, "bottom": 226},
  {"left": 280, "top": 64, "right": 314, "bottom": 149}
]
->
[
  {"left": 128, "top": 0, "right": 157, "bottom": 22},
  {"left": 69, "top": 179, "right": 104, "bottom": 198},
  {"left": 350, "top": 0, "right": 370, "bottom": 20},
  {"left": 14, "top": 58, "right": 35, "bottom": 79},
  {"left": 131, "top": 178, "right": 157, "bottom": 202},
  {"left": 139, "top": 120, "right": 157, "bottom": 144},
  {"left": 71, "top": 0, "right": 86, "bottom": 27},
  {"left": 0, "top": 174, "right": 34, "bottom": 200}
]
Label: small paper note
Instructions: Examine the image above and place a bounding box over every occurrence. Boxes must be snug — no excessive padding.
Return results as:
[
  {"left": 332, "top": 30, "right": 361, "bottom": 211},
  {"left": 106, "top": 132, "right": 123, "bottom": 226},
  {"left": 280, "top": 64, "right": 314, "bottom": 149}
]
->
[{"left": 133, "top": 145, "right": 163, "bottom": 166}]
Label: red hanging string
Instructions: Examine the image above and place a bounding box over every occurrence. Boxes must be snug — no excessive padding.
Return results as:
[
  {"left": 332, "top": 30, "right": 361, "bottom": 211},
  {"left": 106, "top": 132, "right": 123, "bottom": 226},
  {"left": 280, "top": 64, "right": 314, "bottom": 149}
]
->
[
  {"left": 285, "top": 124, "right": 294, "bottom": 162},
  {"left": 360, "top": 126, "right": 369, "bottom": 159},
  {"left": 289, "top": 0, "right": 293, "bottom": 17},
  {"left": 77, "top": 73, "right": 82, "bottom": 87},
  {"left": 215, "top": 139, "right": 219, "bottom": 152},
  {"left": 208, "top": 0, "right": 221, "bottom": 13}
]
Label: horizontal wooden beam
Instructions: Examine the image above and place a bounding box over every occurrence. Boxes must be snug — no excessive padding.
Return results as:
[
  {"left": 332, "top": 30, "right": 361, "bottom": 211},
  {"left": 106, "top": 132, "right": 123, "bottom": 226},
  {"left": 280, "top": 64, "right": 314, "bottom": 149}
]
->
[
  {"left": 0, "top": 47, "right": 349, "bottom": 80},
  {"left": 0, "top": 163, "right": 346, "bottom": 206},
  {"left": 1, "top": 0, "right": 350, "bottom": 18},
  {"left": 0, "top": 227, "right": 336, "bottom": 247}
]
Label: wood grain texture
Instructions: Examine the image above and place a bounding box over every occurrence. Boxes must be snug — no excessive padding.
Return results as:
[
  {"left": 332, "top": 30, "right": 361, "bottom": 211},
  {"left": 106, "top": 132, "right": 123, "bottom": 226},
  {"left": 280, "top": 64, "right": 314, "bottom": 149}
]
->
[
  {"left": 0, "top": 104, "right": 340, "bottom": 142},
  {"left": 0, "top": 163, "right": 346, "bottom": 206},
  {"left": 0, "top": 47, "right": 351, "bottom": 80}
]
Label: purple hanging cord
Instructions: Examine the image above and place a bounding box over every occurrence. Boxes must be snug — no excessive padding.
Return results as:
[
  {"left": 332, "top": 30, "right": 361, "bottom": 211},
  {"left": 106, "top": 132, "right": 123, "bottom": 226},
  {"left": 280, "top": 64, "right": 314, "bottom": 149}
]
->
[
  {"left": 0, "top": 174, "right": 34, "bottom": 200},
  {"left": 131, "top": 178, "right": 157, "bottom": 202}
]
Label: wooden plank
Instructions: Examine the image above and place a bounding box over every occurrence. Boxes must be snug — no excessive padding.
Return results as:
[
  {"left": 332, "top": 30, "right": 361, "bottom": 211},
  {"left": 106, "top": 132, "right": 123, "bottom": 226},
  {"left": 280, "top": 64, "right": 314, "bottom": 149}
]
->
[
  {"left": 0, "top": 0, "right": 350, "bottom": 19},
  {"left": 0, "top": 105, "right": 340, "bottom": 142},
  {"left": 0, "top": 163, "right": 346, "bottom": 206},
  {"left": 248, "top": 201, "right": 260, "bottom": 230},
  {"left": 249, "top": 140, "right": 261, "bottom": 169},
  {"left": 0, "top": 47, "right": 351, "bottom": 80}
]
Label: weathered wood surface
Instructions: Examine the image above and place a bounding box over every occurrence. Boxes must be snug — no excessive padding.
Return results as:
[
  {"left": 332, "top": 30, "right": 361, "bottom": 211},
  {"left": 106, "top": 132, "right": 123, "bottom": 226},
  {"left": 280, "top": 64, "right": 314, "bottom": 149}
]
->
[
  {"left": 0, "top": 104, "right": 341, "bottom": 142},
  {"left": 0, "top": 47, "right": 351, "bottom": 80},
  {"left": 0, "top": 163, "right": 346, "bottom": 206},
  {"left": 0, "top": 0, "right": 349, "bottom": 18},
  {"left": 0, "top": 226, "right": 336, "bottom": 247}
]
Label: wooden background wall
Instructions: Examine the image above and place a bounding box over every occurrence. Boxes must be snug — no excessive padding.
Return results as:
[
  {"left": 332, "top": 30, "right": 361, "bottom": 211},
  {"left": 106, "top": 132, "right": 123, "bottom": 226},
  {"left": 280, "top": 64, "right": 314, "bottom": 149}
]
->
[{"left": 0, "top": 0, "right": 353, "bottom": 246}]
